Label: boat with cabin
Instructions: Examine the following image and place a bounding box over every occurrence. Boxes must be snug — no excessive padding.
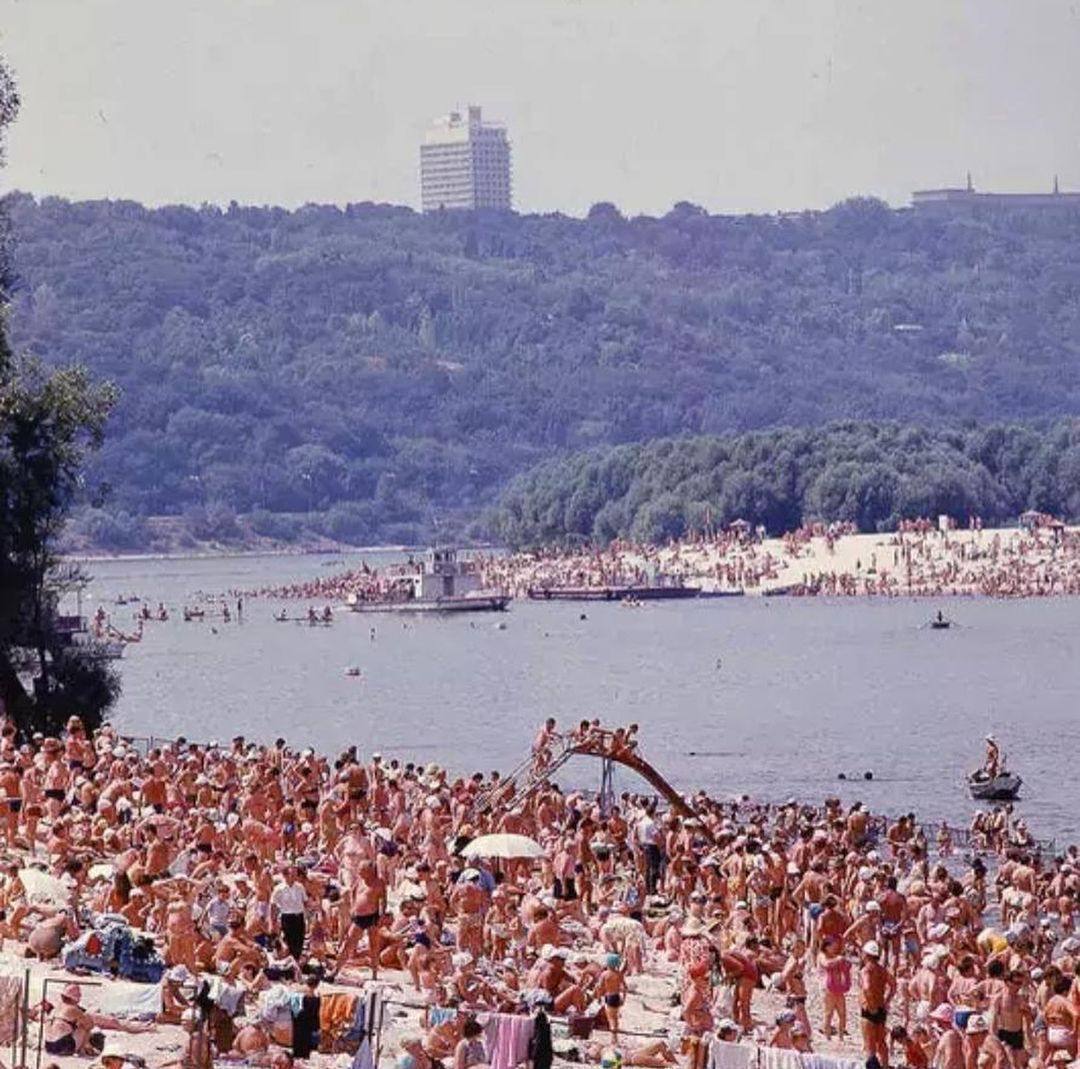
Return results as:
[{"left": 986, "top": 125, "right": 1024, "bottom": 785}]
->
[{"left": 345, "top": 548, "right": 510, "bottom": 614}]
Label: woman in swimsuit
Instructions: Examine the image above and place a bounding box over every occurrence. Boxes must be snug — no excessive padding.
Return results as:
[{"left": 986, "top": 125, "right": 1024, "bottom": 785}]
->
[
  {"left": 1042, "top": 973, "right": 1076, "bottom": 1059},
  {"left": 452, "top": 1019, "right": 489, "bottom": 1069}
]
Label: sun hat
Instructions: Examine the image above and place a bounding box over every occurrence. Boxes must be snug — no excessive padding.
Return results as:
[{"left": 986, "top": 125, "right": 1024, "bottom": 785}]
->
[
  {"left": 862, "top": 940, "right": 881, "bottom": 958},
  {"left": 930, "top": 1004, "right": 955, "bottom": 1024},
  {"left": 100, "top": 1039, "right": 128, "bottom": 1061}
]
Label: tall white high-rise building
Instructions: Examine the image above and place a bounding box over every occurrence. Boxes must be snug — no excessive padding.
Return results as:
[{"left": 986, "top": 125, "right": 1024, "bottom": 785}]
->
[{"left": 420, "top": 105, "right": 512, "bottom": 212}]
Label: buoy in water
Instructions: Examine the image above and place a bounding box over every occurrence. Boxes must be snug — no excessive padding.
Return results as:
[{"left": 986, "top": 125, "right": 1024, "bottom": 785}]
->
[
  {"left": 864, "top": 771, "right": 874, "bottom": 781},
  {"left": 837, "top": 773, "right": 847, "bottom": 781},
  {"left": 494, "top": 621, "right": 507, "bottom": 631},
  {"left": 579, "top": 613, "right": 588, "bottom": 621},
  {"left": 344, "top": 666, "right": 361, "bottom": 677}
]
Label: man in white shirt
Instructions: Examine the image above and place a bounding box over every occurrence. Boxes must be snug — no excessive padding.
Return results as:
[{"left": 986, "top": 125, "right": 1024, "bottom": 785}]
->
[
  {"left": 270, "top": 866, "right": 308, "bottom": 960},
  {"left": 635, "top": 808, "right": 663, "bottom": 896}
]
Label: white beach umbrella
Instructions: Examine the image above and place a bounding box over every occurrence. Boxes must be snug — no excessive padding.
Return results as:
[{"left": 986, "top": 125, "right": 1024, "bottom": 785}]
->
[{"left": 459, "top": 833, "right": 546, "bottom": 860}]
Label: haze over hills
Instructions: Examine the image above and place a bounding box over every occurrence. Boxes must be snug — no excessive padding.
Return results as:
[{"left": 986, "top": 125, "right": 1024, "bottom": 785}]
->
[{"left": 6, "top": 191, "right": 1080, "bottom": 549}]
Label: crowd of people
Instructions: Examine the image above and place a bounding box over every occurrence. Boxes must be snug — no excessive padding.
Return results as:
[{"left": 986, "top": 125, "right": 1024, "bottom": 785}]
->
[
  {"left": 1, "top": 716, "right": 1078, "bottom": 1069},
  {"left": 244, "top": 518, "right": 1080, "bottom": 604}
]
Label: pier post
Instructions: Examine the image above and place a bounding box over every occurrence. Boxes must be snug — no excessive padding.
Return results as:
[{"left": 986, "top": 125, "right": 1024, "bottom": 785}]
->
[{"left": 599, "top": 756, "right": 615, "bottom": 817}]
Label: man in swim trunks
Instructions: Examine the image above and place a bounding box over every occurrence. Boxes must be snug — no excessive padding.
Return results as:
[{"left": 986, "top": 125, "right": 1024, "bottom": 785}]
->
[
  {"left": 340, "top": 859, "right": 386, "bottom": 978},
  {"left": 0, "top": 760, "right": 21, "bottom": 849},
  {"left": 860, "top": 941, "right": 894, "bottom": 1067},
  {"left": 989, "top": 971, "right": 1030, "bottom": 1068}
]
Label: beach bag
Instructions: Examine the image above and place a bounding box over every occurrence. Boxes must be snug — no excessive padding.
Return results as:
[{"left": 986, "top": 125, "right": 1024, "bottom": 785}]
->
[{"left": 567, "top": 1010, "right": 596, "bottom": 1040}]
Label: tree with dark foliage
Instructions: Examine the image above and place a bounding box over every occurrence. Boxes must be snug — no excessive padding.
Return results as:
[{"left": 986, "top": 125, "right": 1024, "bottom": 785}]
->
[{"left": 0, "top": 56, "right": 120, "bottom": 736}]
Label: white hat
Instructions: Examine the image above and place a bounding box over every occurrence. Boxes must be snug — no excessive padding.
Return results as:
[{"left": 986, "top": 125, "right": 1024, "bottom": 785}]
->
[
  {"left": 681, "top": 917, "right": 707, "bottom": 937},
  {"left": 862, "top": 940, "right": 881, "bottom": 957},
  {"left": 101, "top": 1039, "right": 128, "bottom": 1060},
  {"left": 865, "top": 900, "right": 881, "bottom": 912}
]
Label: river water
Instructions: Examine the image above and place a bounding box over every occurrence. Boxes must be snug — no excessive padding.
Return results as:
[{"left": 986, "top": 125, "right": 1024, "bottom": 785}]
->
[{"left": 74, "top": 553, "right": 1080, "bottom": 844}]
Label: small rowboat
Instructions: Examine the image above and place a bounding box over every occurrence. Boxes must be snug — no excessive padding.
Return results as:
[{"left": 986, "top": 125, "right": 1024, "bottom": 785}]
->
[{"left": 968, "top": 770, "right": 1022, "bottom": 801}]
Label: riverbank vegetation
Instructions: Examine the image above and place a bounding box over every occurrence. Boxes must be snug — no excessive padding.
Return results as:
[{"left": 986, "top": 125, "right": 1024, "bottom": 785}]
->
[
  {"left": 490, "top": 421, "right": 1080, "bottom": 547},
  {"left": 7, "top": 192, "right": 1080, "bottom": 549}
]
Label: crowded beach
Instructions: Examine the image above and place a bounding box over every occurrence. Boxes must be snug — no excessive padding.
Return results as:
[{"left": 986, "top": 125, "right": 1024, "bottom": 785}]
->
[
  {"left": 249, "top": 515, "right": 1080, "bottom": 604},
  {"left": 0, "top": 716, "right": 1075, "bottom": 1069}
]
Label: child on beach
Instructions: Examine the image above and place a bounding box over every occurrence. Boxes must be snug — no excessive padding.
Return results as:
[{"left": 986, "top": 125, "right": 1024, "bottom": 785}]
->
[
  {"left": 596, "top": 953, "right": 628, "bottom": 1040},
  {"left": 818, "top": 936, "right": 852, "bottom": 1040}
]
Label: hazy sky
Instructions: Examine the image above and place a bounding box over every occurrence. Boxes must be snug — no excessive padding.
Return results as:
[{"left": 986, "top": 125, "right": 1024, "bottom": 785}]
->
[{"left": 2, "top": 0, "right": 1080, "bottom": 217}]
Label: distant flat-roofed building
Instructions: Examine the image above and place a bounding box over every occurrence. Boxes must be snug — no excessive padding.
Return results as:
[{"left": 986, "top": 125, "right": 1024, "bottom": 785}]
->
[
  {"left": 913, "top": 173, "right": 1080, "bottom": 210},
  {"left": 420, "top": 105, "right": 512, "bottom": 212}
]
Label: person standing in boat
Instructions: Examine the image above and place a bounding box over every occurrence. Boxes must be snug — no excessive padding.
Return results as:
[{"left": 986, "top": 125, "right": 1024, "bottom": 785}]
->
[{"left": 984, "top": 736, "right": 1001, "bottom": 779}]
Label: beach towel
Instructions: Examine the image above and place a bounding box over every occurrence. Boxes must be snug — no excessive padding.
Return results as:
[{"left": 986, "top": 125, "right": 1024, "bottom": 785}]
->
[
  {"left": 258, "top": 984, "right": 295, "bottom": 1023},
  {"left": 19, "top": 867, "right": 71, "bottom": 907},
  {"left": 708, "top": 1040, "right": 753, "bottom": 1069},
  {"left": 319, "top": 992, "right": 359, "bottom": 1051},
  {"left": 484, "top": 1012, "right": 534, "bottom": 1069},
  {"left": 350, "top": 987, "right": 385, "bottom": 1069},
  {"left": 759, "top": 1047, "right": 802, "bottom": 1069},
  {"left": 81, "top": 979, "right": 163, "bottom": 1020},
  {"left": 798, "top": 1056, "right": 863, "bottom": 1069},
  {"left": 528, "top": 1009, "right": 553, "bottom": 1069},
  {"left": 0, "top": 973, "right": 23, "bottom": 1043}
]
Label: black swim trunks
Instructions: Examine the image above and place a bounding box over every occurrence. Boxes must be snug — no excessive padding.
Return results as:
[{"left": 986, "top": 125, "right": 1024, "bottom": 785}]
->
[
  {"left": 45, "top": 1035, "right": 77, "bottom": 1056},
  {"left": 997, "top": 1029, "right": 1024, "bottom": 1051},
  {"left": 352, "top": 912, "right": 381, "bottom": 930},
  {"left": 861, "top": 1007, "right": 887, "bottom": 1025}
]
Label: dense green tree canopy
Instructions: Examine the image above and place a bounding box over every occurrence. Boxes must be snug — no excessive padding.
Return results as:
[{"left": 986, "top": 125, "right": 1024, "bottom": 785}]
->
[
  {"left": 0, "top": 58, "right": 120, "bottom": 734},
  {"left": 490, "top": 421, "right": 1080, "bottom": 548},
  {"left": 7, "top": 192, "right": 1080, "bottom": 546}
]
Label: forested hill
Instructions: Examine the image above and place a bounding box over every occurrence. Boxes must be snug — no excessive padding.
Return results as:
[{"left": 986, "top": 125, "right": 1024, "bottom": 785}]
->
[
  {"left": 6, "top": 192, "right": 1080, "bottom": 549},
  {"left": 489, "top": 422, "right": 1080, "bottom": 548}
]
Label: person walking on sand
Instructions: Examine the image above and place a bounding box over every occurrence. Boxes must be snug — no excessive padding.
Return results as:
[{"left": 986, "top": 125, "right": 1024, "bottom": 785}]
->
[
  {"left": 860, "top": 941, "right": 895, "bottom": 1068},
  {"left": 596, "top": 953, "right": 628, "bottom": 1040}
]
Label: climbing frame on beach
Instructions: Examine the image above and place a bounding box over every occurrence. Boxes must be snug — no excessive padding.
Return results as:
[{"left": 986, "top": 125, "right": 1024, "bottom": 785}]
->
[{"left": 464, "top": 731, "right": 711, "bottom": 835}]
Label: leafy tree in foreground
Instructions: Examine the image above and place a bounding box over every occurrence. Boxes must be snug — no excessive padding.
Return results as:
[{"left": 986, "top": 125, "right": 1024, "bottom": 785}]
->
[{"left": 0, "top": 56, "right": 120, "bottom": 735}]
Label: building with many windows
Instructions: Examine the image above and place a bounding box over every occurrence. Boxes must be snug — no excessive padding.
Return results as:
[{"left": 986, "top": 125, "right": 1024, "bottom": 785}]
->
[{"left": 420, "top": 105, "right": 512, "bottom": 212}]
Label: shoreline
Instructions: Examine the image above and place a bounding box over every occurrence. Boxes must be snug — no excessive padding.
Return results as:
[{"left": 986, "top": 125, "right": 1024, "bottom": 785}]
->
[
  {"left": 64, "top": 544, "right": 419, "bottom": 564},
  {"left": 247, "top": 523, "right": 1080, "bottom": 602}
]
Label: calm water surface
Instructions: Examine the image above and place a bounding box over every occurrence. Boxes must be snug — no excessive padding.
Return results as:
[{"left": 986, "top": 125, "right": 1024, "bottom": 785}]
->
[{"left": 74, "top": 554, "right": 1080, "bottom": 843}]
